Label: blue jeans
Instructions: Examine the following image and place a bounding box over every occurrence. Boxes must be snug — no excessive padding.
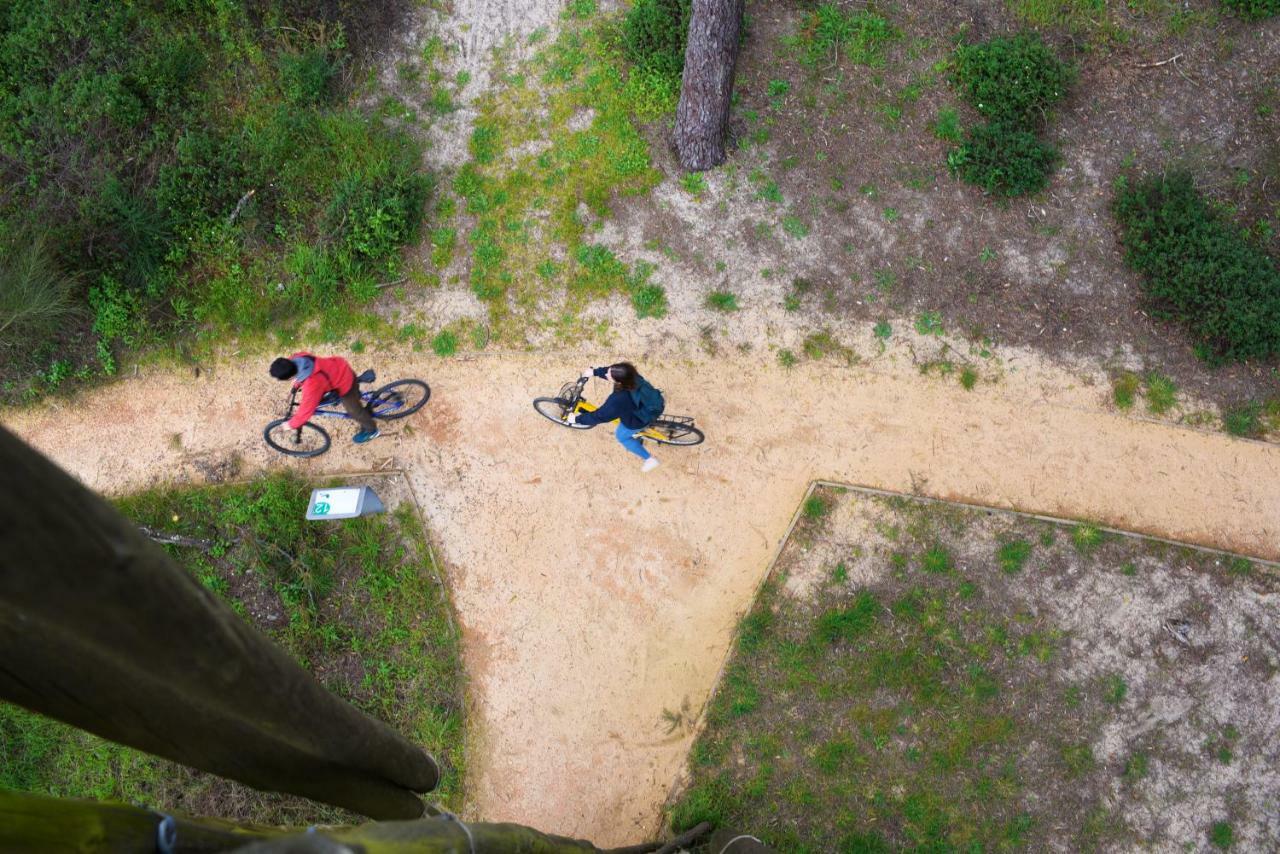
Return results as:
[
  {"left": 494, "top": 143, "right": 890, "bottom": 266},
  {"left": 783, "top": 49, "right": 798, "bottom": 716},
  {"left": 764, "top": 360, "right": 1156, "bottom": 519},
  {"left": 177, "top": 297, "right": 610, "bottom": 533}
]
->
[{"left": 615, "top": 423, "right": 651, "bottom": 460}]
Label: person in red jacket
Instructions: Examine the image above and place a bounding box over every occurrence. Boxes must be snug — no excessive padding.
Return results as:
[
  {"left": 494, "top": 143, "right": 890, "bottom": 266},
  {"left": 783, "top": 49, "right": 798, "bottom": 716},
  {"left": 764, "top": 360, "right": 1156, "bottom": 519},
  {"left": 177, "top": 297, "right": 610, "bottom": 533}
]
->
[{"left": 269, "top": 353, "right": 380, "bottom": 444}]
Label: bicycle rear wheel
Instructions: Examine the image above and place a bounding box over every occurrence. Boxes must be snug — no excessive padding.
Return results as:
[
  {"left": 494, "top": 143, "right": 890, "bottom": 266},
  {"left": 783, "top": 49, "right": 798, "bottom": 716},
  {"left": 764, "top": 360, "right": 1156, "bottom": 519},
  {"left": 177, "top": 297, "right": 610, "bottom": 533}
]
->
[
  {"left": 263, "top": 420, "right": 331, "bottom": 457},
  {"left": 533, "top": 397, "right": 593, "bottom": 429},
  {"left": 647, "top": 418, "right": 705, "bottom": 446},
  {"left": 369, "top": 379, "right": 430, "bottom": 420}
]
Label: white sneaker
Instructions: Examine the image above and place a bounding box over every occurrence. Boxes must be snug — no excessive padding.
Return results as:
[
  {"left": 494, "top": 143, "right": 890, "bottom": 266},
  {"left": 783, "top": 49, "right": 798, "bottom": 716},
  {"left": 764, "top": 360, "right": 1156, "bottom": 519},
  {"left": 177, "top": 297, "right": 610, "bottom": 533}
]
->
[{"left": 641, "top": 456, "right": 660, "bottom": 473}]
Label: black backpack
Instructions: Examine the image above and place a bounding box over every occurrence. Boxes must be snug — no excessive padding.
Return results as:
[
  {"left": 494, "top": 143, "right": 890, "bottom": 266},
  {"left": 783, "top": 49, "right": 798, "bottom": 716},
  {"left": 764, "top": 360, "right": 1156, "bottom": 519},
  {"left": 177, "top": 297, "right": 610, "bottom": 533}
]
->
[{"left": 629, "top": 376, "right": 665, "bottom": 425}]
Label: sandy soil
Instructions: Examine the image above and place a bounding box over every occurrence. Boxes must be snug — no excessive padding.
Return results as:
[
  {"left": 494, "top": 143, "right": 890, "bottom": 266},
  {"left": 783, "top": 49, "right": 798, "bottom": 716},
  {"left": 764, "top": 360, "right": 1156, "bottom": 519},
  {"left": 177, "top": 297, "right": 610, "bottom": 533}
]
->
[{"left": 3, "top": 349, "right": 1277, "bottom": 845}]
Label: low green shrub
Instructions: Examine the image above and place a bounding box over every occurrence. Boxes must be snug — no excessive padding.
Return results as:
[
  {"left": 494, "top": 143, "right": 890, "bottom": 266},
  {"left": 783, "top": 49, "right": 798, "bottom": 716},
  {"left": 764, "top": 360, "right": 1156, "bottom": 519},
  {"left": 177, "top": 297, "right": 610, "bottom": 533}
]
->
[
  {"left": 622, "top": 0, "right": 691, "bottom": 80},
  {"left": 1219, "top": 0, "right": 1279, "bottom": 19},
  {"left": 1113, "top": 171, "right": 1280, "bottom": 363},
  {"left": 947, "top": 122, "right": 1059, "bottom": 197},
  {"left": 952, "top": 33, "right": 1075, "bottom": 126},
  {"left": 0, "top": 236, "right": 79, "bottom": 350},
  {"left": 0, "top": 1, "right": 427, "bottom": 390},
  {"left": 948, "top": 33, "right": 1073, "bottom": 198}
]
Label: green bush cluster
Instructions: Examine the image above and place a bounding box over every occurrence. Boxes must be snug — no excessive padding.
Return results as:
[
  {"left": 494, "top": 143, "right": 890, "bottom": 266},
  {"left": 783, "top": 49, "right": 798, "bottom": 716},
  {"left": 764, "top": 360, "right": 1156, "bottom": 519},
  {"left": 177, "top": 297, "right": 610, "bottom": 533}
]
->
[
  {"left": 0, "top": 1, "right": 427, "bottom": 386},
  {"left": 622, "top": 0, "right": 691, "bottom": 79},
  {"left": 1219, "top": 0, "right": 1279, "bottom": 20},
  {"left": 1113, "top": 171, "right": 1280, "bottom": 363},
  {"left": 947, "top": 33, "right": 1075, "bottom": 197}
]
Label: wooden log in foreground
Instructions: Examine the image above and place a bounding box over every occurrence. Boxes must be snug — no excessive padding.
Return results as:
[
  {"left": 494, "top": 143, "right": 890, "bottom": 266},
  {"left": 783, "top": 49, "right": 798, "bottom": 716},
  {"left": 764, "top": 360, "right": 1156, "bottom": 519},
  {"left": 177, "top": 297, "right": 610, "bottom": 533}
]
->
[
  {"left": 0, "top": 791, "right": 609, "bottom": 853},
  {"left": 0, "top": 424, "right": 437, "bottom": 820}
]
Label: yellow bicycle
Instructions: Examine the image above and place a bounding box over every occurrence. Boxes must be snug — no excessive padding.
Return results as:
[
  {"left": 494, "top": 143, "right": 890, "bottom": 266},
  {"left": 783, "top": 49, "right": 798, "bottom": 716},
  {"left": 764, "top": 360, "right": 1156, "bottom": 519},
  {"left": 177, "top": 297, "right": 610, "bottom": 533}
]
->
[{"left": 533, "top": 376, "right": 705, "bottom": 446}]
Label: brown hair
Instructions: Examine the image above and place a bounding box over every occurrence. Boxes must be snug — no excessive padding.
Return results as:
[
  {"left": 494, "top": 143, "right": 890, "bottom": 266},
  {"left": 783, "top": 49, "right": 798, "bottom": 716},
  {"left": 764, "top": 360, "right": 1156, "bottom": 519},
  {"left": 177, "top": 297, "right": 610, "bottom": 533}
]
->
[{"left": 608, "top": 361, "right": 638, "bottom": 390}]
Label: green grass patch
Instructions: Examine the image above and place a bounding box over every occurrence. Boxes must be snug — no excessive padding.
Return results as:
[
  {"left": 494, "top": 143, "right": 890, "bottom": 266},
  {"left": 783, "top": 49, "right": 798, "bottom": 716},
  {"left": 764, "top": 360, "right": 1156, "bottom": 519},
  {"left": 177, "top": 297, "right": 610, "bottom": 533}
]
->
[
  {"left": 782, "top": 215, "right": 810, "bottom": 238},
  {"left": 1062, "top": 743, "right": 1096, "bottom": 777},
  {"left": 1210, "top": 820, "right": 1234, "bottom": 849},
  {"left": 997, "top": 540, "right": 1033, "bottom": 573},
  {"left": 1103, "top": 674, "right": 1128, "bottom": 705},
  {"left": 1222, "top": 403, "right": 1262, "bottom": 437},
  {"left": 452, "top": 12, "right": 663, "bottom": 338},
  {"left": 1122, "top": 751, "right": 1149, "bottom": 782},
  {"left": 1227, "top": 556, "right": 1253, "bottom": 576},
  {"left": 816, "top": 591, "right": 879, "bottom": 643},
  {"left": 431, "top": 329, "right": 459, "bottom": 357},
  {"left": 921, "top": 544, "right": 954, "bottom": 574},
  {"left": 631, "top": 281, "right": 668, "bottom": 319},
  {"left": 785, "top": 3, "right": 899, "bottom": 69},
  {"left": 930, "top": 106, "right": 963, "bottom": 143},
  {"left": 1144, "top": 373, "right": 1177, "bottom": 414},
  {"left": 1071, "top": 523, "right": 1104, "bottom": 554},
  {"left": 915, "top": 311, "right": 944, "bottom": 336},
  {"left": 802, "top": 330, "right": 853, "bottom": 363},
  {"left": 706, "top": 291, "right": 739, "bottom": 312},
  {"left": 803, "top": 495, "right": 832, "bottom": 520},
  {"left": 680, "top": 171, "right": 708, "bottom": 195},
  {"left": 1113, "top": 372, "right": 1140, "bottom": 409},
  {"left": 0, "top": 471, "right": 464, "bottom": 821}
]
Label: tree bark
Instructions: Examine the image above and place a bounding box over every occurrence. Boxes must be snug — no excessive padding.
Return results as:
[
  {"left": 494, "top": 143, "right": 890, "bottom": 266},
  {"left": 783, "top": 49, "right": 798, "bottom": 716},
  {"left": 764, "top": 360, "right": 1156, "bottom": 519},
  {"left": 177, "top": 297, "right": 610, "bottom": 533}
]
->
[
  {"left": 0, "top": 791, "right": 608, "bottom": 853},
  {"left": 0, "top": 424, "right": 438, "bottom": 820},
  {"left": 673, "top": 0, "right": 745, "bottom": 172}
]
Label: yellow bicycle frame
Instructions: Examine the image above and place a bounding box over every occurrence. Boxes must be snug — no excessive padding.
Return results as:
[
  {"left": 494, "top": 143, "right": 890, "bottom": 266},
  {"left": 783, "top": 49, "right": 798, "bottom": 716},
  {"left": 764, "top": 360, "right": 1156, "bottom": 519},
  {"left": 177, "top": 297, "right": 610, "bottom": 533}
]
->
[{"left": 571, "top": 397, "right": 665, "bottom": 440}]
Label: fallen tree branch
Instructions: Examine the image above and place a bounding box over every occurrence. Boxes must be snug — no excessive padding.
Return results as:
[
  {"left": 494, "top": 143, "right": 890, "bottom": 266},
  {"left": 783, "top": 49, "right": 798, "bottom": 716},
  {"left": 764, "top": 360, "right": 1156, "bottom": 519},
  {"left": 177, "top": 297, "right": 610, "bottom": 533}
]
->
[
  {"left": 225, "top": 188, "right": 256, "bottom": 226},
  {"left": 138, "top": 526, "right": 214, "bottom": 550},
  {"left": 607, "top": 822, "right": 712, "bottom": 854},
  {"left": 1136, "top": 53, "right": 1182, "bottom": 68}
]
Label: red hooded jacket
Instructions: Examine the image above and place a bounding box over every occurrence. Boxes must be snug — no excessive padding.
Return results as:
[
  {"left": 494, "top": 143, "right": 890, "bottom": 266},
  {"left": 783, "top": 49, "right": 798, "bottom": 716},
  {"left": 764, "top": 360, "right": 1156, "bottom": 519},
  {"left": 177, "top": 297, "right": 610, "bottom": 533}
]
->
[{"left": 287, "top": 353, "right": 357, "bottom": 429}]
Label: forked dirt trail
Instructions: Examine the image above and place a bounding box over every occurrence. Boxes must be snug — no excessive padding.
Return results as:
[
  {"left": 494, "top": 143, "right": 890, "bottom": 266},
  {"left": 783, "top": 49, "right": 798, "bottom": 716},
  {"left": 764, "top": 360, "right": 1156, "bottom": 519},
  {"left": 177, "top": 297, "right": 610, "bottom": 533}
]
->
[{"left": 5, "top": 352, "right": 1278, "bottom": 844}]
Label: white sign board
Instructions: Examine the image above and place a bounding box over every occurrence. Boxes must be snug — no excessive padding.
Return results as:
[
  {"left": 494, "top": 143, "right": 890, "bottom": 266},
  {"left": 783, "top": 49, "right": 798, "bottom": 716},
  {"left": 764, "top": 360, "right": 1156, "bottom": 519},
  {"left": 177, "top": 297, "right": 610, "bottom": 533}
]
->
[{"left": 306, "top": 486, "right": 385, "bottom": 520}]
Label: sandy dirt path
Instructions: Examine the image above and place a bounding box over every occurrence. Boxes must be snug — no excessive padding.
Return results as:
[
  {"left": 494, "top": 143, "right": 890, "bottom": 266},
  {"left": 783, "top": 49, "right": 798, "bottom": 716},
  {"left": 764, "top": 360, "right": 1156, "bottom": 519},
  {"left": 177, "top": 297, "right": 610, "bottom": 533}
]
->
[{"left": 4, "top": 351, "right": 1277, "bottom": 845}]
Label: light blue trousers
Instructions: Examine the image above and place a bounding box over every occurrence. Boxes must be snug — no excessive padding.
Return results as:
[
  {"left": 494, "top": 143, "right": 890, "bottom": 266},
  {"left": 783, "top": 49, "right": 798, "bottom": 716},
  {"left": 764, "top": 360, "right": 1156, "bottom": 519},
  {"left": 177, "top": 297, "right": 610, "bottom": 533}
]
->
[{"left": 615, "top": 423, "right": 651, "bottom": 460}]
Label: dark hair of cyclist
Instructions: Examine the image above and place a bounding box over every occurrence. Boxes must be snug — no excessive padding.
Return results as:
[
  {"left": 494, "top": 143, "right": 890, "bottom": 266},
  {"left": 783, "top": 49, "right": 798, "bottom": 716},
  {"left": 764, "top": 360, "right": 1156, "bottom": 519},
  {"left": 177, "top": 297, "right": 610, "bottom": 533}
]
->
[
  {"left": 269, "top": 357, "right": 298, "bottom": 380},
  {"left": 609, "top": 361, "right": 638, "bottom": 391}
]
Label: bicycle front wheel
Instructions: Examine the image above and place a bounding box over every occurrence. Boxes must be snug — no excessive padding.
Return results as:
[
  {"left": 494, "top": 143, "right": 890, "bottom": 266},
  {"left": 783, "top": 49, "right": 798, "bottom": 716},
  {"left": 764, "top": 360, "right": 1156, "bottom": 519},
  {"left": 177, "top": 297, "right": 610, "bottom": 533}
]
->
[
  {"left": 647, "top": 419, "right": 705, "bottom": 446},
  {"left": 264, "top": 419, "right": 331, "bottom": 457},
  {"left": 369, "top": 379, "right": 430, "bottom": 420},
  {"left": 533, "top": 397, "right": 593, "bottom": 429}
]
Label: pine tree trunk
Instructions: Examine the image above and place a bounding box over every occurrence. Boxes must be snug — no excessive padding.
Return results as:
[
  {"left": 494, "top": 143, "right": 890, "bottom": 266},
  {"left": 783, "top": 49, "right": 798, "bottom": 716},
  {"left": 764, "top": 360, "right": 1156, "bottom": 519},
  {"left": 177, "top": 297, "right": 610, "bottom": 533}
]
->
[
  {"left": 673, "top": 0, "right": 745, "bottom": 172},
  {"left": 0, "top": 424, "right": 438, "bottom": 820}
]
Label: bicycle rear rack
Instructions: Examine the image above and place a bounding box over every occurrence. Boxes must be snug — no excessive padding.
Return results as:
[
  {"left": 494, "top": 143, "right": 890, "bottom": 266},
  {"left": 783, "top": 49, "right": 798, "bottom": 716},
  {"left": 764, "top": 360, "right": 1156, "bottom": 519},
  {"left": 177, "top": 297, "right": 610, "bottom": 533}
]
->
[{"left": 662, "top": 414, "right": 695, "bottom": 426}]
